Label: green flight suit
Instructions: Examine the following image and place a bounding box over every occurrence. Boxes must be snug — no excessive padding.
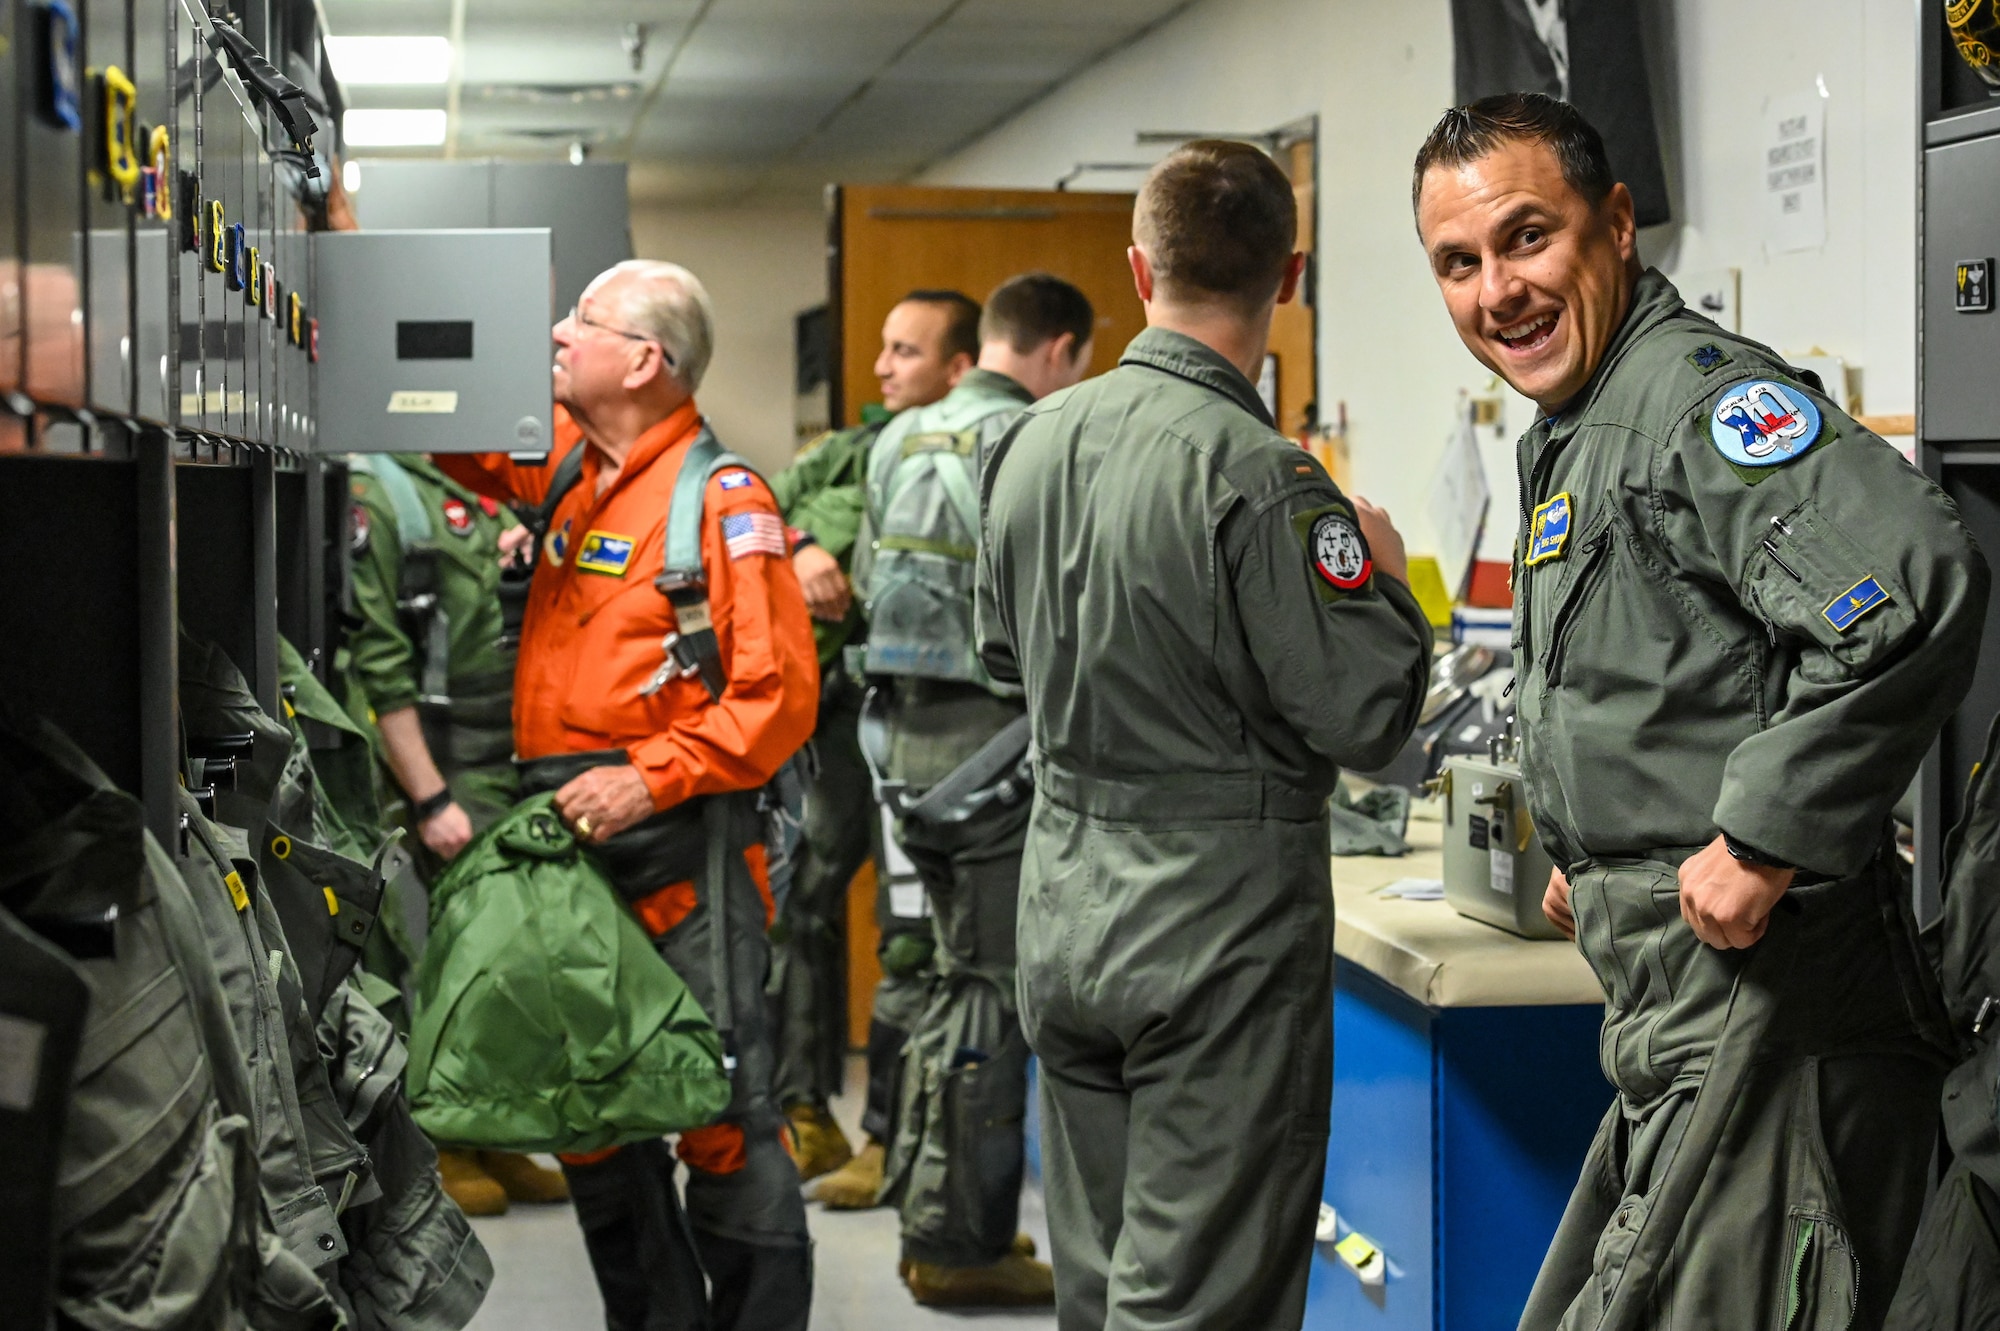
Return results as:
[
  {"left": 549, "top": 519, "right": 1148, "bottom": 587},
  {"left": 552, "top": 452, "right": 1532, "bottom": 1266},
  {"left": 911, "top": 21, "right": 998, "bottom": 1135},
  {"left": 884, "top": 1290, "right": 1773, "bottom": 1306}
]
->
[
  {"left": 768, "top": 419, "right": 884, "bottom": 1111},
  {"left": 347, "top": 454, "right": 522, "bottom": 841},
  {"left": 976, "top": 329, "right": 1433, "bottom": 1328},
  {"left": 1508, "top": 271, "right": 1988, "bottom": 1331}
]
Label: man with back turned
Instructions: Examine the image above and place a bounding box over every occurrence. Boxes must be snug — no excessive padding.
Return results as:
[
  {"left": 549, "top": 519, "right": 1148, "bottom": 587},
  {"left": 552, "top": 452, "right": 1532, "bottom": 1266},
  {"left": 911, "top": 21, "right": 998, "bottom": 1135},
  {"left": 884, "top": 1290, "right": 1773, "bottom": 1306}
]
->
[
  {"left": 975, "top": 140, "right": 1433, "bottom": 1328},
  {"left": 1413, "top": 93, "right": 1988, "bottom": 1329}
]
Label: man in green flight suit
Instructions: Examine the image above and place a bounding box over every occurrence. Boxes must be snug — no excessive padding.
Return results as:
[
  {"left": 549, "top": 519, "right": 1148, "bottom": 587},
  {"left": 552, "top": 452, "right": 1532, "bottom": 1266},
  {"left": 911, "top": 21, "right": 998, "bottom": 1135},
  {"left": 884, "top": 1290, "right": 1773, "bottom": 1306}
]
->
[
  {"left": 767, "top": 291, "right": 976, "bottom": 1185},
  {"left": 857, "top": 271, "right": 1096, "bottom": 1308},
  {"left": 347, "top": 451, "right": 572, "bottom": 1217},
  {"left": 977, "top": 143, "right": 1434, "bottom": 1329},
  {"left": 1412, "top": 94, "right": 1990, "bottom": 1330},
  {"left": 805, "top": 290, "right": 990, "bottom": 1209}
]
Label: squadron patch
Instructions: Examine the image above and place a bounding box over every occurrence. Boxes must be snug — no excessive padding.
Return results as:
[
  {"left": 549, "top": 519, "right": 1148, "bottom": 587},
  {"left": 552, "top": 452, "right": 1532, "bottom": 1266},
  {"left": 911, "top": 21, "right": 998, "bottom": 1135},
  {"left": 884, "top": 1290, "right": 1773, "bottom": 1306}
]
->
[
  {"left": 1308, "top": 510, "right": 1373, "bottom": 591},
  {"left": 1525, "top": 493, "right": 1574, "bottom": 566},
  {"left": 1823, "top": 577, "right": 1892, "bottom": 633},
  {"left": 441, "top": 496, "right": 474, "bottom": 535},
  {"left": 717, "top": 469, "right": 754, "bottom": 491},
  {"left": 1709, "top": 379, "right": 1822, "bottom": 468},
  {"left": 349, "top": 504, "right": 370, "bottom": 555},
  {"left": 545, "top": 518, "right": 571, "bottom": 567},
  {"left": 1686, "top": 343, "right": 1733, "bottom": 375},
  {"left": 574, "top": 530, "right": 636, "bottom": 576}
]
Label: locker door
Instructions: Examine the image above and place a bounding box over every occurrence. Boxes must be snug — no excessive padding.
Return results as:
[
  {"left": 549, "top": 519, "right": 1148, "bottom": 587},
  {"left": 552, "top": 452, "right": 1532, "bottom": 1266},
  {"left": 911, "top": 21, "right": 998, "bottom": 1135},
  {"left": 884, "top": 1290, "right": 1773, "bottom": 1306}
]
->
[
  {"left": 0, "top": 0, "right": 22, "bottom": 397},
  {"left": 130, "top": 0, "right": 170, "bottom": 423},
  {"left": 82, "top": 0, "right": 131, "bottom": 417},
  {"left": 172, "top": 0, "right": 203, "bottom": 430},
  {"left": 22, "top": 0, "right": 86, "bottom": 410}
]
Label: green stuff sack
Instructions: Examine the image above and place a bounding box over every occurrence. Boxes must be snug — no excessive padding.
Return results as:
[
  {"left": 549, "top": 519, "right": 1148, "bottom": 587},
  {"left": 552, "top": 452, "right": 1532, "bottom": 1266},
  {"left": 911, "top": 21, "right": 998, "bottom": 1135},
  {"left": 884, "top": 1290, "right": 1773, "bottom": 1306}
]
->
[{"left": 405, "top": 795, "right": 732, "bottom": 1153}]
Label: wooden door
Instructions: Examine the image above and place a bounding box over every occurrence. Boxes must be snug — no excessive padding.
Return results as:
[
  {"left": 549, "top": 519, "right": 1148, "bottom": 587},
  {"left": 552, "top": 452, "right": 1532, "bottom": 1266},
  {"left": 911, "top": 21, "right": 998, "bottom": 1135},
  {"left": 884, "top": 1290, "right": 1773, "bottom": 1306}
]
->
[{"left": 829, "top": 184, "right": 1144, "bottom": 427}]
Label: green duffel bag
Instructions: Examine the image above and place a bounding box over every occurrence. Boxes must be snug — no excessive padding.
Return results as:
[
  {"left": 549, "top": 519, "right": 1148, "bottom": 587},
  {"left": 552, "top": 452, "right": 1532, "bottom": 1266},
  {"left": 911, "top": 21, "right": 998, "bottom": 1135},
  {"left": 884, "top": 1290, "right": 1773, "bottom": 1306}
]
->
[{"left": 405, "top": 795, "right": 732, "bottom": 1153}]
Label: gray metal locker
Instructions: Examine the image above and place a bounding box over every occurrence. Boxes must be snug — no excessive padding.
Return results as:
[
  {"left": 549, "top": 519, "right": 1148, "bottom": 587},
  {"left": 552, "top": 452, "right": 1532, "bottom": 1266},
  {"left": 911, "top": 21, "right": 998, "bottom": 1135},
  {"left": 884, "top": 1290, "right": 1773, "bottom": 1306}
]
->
[
  {"left": 82, "top": 0, "right": 132, "bottom": 417},
  {"left": 22, "top": 0, "right": 87, "bottom": 411}
]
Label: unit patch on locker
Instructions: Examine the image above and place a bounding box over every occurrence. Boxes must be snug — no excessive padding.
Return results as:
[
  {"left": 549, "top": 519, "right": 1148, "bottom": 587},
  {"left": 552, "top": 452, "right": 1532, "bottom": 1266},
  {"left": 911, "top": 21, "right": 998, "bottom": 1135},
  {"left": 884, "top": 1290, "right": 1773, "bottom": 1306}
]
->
[
  {"left": 1525, "top": 492, "right": 1573, "bottom": 566},
  {"left": 574, "top": 531, "right": 636, "bottom": 576},
  {"left": 1709, "top": 379, "right": 1822, "bottom": 469},
  {"left": 1823, "top": 577, "right": 1892, "bottom": 633},
  {"left": 441, "top": 497, "right": 474, "bottom": 535}
]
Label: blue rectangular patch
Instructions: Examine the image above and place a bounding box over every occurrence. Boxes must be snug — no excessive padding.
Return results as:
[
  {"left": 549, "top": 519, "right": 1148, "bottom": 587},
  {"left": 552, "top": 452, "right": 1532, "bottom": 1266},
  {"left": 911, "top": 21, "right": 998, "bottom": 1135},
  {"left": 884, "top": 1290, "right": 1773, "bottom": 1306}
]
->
[
  {"left": 1823, "top": 577, "right": 1891, "bottom": 632},
  {"left": 574, "top": 530, "right": 636, "bottom": 576},
  {"left": 718, "top": 470, "right": 754, "bottom": 490}
]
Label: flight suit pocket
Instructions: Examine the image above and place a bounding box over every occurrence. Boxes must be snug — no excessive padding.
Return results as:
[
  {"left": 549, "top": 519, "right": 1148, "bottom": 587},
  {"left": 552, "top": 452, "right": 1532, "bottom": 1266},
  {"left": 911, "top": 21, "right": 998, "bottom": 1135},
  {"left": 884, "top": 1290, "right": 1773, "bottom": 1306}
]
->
[
  {"left": 1782, "top": 1211, "right": 1860, "bottom": 1331},
  {"left": 1542, "top": 517, "right": 1616, "bottom": 688},
  {"left": 1747, "top": 499, "right": 1916, "bottom": 679}
]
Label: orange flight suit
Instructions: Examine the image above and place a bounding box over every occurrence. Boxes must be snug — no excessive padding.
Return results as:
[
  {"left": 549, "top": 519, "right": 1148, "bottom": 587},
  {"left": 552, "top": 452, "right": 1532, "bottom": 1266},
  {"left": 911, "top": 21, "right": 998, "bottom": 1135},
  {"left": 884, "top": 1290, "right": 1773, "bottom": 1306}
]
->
[{"left": 439, "top": 400, "right": 818, "bottom": 1173}]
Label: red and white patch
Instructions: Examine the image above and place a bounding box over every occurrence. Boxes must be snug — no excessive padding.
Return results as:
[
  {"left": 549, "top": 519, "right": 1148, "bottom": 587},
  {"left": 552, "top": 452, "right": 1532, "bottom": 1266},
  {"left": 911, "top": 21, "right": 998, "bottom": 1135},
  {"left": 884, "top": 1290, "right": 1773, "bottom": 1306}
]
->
[
  {"left": 478, "top": 495, "right": 500, "bottom": 518},
  {"left": 350, "top": 504, "right": 371, "bottom": 554},
  {"left": 1310, "top": 511, "right": 1373, "bottom": 590},
  {"left": 441, "top": 496, "right": 474, "bottom": 535}
]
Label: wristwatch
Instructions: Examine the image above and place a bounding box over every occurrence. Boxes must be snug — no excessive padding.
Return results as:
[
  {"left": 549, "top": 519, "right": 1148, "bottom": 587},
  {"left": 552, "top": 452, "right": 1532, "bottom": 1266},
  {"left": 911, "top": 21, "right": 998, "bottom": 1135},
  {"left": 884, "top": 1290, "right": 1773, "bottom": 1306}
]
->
[
  {"left": 412, "top": 786, "right": 454, "bottom": 823},
  {"left": 1722, "top": 832, "right": 1794, "bottom": 871}
]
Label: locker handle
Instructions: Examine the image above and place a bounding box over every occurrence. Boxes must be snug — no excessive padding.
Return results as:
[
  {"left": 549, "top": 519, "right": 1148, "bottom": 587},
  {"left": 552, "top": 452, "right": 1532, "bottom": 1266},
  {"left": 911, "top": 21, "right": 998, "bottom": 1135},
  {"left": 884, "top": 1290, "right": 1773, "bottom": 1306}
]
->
[
  {"left": 101, "top": 66, "right": 141, "bottom": 200},
  {"left": 148, "top": 127, "right": 173, "bottom": 221}
]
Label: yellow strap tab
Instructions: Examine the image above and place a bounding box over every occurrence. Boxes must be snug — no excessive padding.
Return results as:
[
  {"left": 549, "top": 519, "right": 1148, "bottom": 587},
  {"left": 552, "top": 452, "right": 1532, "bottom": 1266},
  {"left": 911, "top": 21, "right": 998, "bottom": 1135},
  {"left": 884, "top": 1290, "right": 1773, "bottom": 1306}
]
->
[
  {"left": 224, "top": 870, "right": 249, "bottom": 913},
  {"left": 1334, "top": 1232, "right": 1378, "bottom": 1270},
  {"left": 323, "top": 886, "right": 340, "bottom": 916}
]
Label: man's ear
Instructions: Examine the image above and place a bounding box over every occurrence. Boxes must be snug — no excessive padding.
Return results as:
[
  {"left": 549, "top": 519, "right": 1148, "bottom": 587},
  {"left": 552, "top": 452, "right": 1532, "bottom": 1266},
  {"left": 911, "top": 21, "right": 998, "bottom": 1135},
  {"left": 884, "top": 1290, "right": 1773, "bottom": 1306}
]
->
[
  {"left": 945, "top": 352, "right": 974, "bottom": 388},
  {"left": 1604, "top": 182, "right": 1638, "bottom": 264},
  {"left": 1276, "top": 251, "right": 1308, "bottom": 306},
  {"left": 1128, "top": 244, "right": 1155, "bottom": 304},
  {"left": 623, "top": 341, "right": 670, "bottom": 393}
]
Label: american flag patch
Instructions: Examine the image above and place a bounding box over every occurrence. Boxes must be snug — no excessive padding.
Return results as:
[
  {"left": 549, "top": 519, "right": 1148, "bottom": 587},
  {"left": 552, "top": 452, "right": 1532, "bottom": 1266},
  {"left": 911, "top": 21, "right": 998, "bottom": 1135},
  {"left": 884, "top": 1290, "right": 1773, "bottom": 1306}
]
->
[{"left": 722, "top": 511, "right": 788, "bottom": 560}]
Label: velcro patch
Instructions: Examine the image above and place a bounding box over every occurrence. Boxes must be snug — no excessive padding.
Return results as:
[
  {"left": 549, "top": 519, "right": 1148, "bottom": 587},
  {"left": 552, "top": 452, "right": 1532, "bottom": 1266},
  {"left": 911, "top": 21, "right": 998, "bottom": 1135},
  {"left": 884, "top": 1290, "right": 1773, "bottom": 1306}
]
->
[
  {"left": 441, "top": 496, "right": 474, "bottom": 535},
  {"left": 1295, "top": 505, "right": 1372, "bottom": 591},
  {"left": 574, "top": 530, "right": 635, "bottom": 576},
  {"left": 718, "top": 469, "right": 754, "bottom": 491},
  {"left": 1686, "top": 343, "right": 1732, "bottom": 375},
  {"left": 545, "top": 519, "right": 570, "bottom": 567},
  {"left": 1710, "top": 379, "right": 1822, "bottom": 469},
  {"left": 1823, "top": 577, "right": 1891, "bottom": 633},
  {"left": 350, "top": 504, "right": 371, "bottom": 555},
  {"left": 722, "top": 511, "right": 787, "bottom": 560},
  {"left": 1525, "top": 493, "right": 1573, "bottom": 566}
]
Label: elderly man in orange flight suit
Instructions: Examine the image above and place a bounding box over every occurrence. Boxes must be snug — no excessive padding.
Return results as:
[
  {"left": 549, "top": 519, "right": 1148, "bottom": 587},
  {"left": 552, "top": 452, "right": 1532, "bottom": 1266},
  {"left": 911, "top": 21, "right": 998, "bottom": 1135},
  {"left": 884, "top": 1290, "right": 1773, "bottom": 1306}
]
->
[{"left": 440, "top": 259, "right": 820, "bottom": 1331}]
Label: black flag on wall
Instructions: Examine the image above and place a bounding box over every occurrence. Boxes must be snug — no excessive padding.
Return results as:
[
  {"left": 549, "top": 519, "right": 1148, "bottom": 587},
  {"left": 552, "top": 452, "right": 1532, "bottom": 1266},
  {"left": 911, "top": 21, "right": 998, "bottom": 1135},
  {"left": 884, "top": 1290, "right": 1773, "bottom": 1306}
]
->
[{"left": 1450, "top": 0, "right": 1671, "bottom": 227}]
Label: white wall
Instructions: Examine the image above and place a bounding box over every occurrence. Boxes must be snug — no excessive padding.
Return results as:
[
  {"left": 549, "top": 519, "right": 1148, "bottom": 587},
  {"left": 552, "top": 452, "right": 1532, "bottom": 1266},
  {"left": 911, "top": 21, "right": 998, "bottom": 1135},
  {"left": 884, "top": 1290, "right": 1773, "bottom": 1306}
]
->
[
  {"left": 630, "top": 204, "right": 828, "bottom": 476},
  {"left": 922, "top": 0, "right": 1918, "bottom": 564}
]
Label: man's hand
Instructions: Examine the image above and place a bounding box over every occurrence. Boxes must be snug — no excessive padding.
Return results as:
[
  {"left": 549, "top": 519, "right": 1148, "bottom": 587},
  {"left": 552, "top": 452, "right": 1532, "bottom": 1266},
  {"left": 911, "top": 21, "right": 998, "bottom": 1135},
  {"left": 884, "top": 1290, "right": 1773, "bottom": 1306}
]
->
[
  {"left": 555, "top": 765, "right": 656, "bottom": 844},
  {"left": 419, "top": 801, "right": 475, "bottom": 861},
  {"left": 1352, "top": 496, "right": 1410, "bottom": 588},
  {"left": 498, "top": 523, "right": 534, "bottom": 567},
  {"left": 1678, "top": 835, "right": 1794, "bottom": 950},
  {"left": 1543, "top": 865, "right": 1575, "bottom": 940},
  {"left": 792, "top": 544, "right": 852, "bottom": 623}
]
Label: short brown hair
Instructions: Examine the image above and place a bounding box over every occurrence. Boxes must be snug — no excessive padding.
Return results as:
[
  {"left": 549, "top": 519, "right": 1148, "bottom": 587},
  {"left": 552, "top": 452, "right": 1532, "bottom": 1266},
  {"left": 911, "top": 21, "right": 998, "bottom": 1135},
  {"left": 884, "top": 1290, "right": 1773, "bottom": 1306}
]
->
[
  {"left": 900, "top": 289, "right": 981, "bottom": 363},
  {"left": 1134, "top": 140, "right": 1296, "bottom": 307},
  {"left": 1411, "top": 93, "right": 1615, "bottom": 223},
  {"left": 980, "top": 273, "right": 1094, "bottom": 354}
]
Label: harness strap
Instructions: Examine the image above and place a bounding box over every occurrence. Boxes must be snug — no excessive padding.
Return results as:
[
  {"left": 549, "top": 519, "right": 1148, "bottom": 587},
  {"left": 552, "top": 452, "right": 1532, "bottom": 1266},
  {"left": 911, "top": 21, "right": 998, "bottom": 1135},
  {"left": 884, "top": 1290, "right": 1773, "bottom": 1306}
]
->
[{"left": 857, "top": 687, "right": 1034, "bottom": 826}]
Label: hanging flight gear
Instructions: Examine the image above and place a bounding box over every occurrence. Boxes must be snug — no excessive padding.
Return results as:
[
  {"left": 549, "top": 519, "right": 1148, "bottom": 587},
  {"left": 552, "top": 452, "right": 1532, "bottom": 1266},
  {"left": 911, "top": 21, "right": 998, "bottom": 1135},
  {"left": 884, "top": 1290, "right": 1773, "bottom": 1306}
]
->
[{"left": 857, "top": 686, "right": 1033, "bottom": 827}]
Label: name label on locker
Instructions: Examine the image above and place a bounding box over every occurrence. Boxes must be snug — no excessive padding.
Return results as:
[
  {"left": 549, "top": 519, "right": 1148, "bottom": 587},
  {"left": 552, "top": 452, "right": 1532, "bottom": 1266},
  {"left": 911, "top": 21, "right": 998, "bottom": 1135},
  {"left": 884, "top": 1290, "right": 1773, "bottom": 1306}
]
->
[{"left": 387, "top": 390, "right": 460, "bottom": 414}]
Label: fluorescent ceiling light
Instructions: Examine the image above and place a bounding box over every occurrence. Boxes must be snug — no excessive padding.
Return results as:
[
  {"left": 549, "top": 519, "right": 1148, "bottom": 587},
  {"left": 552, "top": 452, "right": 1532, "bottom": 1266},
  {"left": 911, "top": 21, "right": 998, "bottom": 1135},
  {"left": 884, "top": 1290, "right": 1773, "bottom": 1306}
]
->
[
  {"left": 325, "top": 36, "right": 452, "bottom": 85},
  {"left": 343, "top": 109, "right": 447, "bottom": 147},
  {"left": 342, "top": 159, "right": 361, "bottom": 193}
]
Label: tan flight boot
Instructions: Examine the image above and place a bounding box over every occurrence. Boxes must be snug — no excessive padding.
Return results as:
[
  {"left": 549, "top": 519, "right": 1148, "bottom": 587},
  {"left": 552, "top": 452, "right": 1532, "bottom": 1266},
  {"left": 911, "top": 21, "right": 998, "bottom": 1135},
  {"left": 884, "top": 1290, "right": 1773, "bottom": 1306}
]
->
[
  {"left": 903, "top": 1249, "right": 1056, "bottom": 1307},
  {"left": 477, "top": 1151, "right": 570, "bottom": 1204},
  {"left": 786, "top": 1103, "right": 855, "bottom": 1182},
  {"left": 437, "top": 1149, "right": 508, "bottom": 1217},
  {"left": 811, "top": 1136, "right": 886, "bottom": 1209},
  {"left": 900, "top": 1233, "right": 1038, "bottom": 1282}
]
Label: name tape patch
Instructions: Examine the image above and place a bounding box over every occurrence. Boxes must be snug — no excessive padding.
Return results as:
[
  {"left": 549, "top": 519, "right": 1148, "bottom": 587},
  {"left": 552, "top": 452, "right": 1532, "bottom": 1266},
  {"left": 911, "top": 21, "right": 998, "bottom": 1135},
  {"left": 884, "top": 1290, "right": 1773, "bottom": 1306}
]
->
[
  {"left": 1525, "top": 493, "right": 1574, "bottom": 566},
  {"left": 1823, "top": 577, "right": 1891, "bottom": 633},
  {"left": 574, "top": 530, "right": 636, "bottom": 576},
  {"left": 1710, "top": 379, "right": 1821, "bottom": 468}
]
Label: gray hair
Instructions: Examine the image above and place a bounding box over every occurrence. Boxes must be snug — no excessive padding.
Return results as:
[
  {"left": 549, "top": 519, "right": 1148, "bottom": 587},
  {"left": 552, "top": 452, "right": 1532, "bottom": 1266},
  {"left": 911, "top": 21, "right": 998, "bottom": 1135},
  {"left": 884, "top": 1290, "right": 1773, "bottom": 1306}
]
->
[{"left": 606, "top": 259, "right": 716, "bottom": 392}]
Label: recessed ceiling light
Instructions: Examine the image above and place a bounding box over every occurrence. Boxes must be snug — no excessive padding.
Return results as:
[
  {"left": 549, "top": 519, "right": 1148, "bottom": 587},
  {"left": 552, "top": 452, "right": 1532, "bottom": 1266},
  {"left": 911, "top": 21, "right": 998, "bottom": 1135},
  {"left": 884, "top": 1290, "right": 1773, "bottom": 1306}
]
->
[
  {"left": 343, "top": 109, "right": 448, "bottom": 147},
  {"left": 325, "top": 36, "right": 452, "bottom": 85},
  {"left": 342, "top": 159, "right": 361, "bottom": 192}
]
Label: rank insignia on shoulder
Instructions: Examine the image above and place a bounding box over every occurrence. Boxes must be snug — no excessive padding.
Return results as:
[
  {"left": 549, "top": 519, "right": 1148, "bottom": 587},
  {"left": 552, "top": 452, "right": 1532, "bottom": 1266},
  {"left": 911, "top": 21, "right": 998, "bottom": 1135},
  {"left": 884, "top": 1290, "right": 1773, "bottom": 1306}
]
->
[
  {"left": 1823, "top": 577, "right": 1891, "bottom": 633},
  {"left": 1525, "top": 493, "right": 1573, "bottom": 566},
  {"left": 546, "top": 518, "right": 571, "bottom": 567},
  {"left": 575, "top": 530, "right": 636, "bottom": 576},
  {"left": 1710, "top": 379, "right": 1822, "bottom": 468},
  {"left": 717, "top": 469, "right": 754, "bottom": 491},
  {"left": 441, "top": 496, "right": 474, "bottom": 535},
  {"left": 1687, "top": 343, "right": 1732, "bottom": 375},
  {"left": 1307, "top": 508, "right": 1373, "bottom": 591}
]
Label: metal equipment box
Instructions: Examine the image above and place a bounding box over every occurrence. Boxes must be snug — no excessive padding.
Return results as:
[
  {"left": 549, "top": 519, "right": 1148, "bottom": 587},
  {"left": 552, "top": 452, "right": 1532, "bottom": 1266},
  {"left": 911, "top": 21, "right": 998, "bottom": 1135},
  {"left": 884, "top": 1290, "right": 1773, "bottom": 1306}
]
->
[
  {"left": 308, "top": 228, "right": 553, "bottom": 455},
  {"left": 1440, "top": 754, "right": 1563, "bottom": 940}
]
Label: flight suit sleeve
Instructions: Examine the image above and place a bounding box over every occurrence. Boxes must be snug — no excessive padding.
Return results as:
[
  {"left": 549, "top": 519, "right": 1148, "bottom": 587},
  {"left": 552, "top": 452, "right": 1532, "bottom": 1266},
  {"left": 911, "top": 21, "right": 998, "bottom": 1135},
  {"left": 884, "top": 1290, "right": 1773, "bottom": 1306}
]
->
[
  {"left": 624, "top": 473, "right": 822, "bottom": 808},
  {"left": 1223, "top": 474, "right": 1434, "bottom": 772},
  {"left": 974, "top": 423, "right": 1023, "bottom": 689},
  {"left": 344, "top": 484, "right": 421, "bottom": 715},
  {"left": 1667, "top": 384, "right": 1990, "bottom": 876}
]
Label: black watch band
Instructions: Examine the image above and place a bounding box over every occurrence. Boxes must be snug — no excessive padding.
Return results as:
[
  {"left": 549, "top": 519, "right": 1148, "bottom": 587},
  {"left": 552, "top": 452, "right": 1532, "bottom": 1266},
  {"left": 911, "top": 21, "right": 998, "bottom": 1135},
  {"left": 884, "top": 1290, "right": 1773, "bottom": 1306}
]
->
[
  {"left": 1723, "top": 832, "right": 1794, "bottom": 871},
  {"left": 412, "top": 787, "right": 454, "bottom": 822}
]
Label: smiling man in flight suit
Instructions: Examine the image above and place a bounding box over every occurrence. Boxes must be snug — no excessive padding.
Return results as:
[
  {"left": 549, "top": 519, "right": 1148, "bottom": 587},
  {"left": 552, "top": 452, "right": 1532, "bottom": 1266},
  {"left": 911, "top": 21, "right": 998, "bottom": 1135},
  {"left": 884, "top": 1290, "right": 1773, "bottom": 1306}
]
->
[
  {"left": 976, "top": 141, "right": 1433, "bottom": 1329},
  {"left": 439, "top": 259, "right": 820, "bottom": 1331},
  {"left": 1413, "top": 94, "right": 1989, "bottom": 1330}
]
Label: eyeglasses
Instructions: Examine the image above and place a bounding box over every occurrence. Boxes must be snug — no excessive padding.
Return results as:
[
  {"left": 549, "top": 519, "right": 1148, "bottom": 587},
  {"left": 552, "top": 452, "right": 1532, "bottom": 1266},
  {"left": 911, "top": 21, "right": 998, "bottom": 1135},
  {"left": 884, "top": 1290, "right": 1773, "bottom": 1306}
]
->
[{"left": 565, "top": 304, "right": 677, "bottom": 368}]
